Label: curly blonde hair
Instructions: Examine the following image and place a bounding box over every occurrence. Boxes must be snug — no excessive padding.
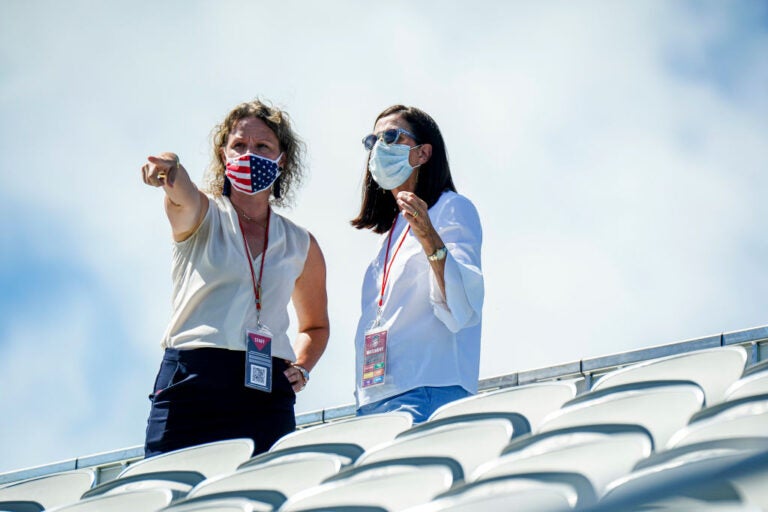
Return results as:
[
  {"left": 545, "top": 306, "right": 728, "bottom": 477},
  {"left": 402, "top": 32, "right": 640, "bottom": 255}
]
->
[{"left": 203, "top": 99, "right": 306, "bottom": 208}]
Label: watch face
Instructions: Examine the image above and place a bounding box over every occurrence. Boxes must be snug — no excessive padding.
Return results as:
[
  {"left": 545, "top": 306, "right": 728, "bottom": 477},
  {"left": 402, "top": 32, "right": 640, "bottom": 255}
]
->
[{"left": 428, "top": 246, "right": 447, "bottom": 261}]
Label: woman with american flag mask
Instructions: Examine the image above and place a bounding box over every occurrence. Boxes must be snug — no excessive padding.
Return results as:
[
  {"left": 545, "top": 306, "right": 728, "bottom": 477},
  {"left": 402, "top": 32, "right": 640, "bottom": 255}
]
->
[{"left": 140, "top": 99, "right": 329, "bottom": 457}]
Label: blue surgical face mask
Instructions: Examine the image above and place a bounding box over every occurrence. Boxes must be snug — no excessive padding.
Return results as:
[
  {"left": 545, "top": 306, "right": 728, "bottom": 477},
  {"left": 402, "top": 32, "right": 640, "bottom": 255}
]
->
[{"left": 368, "top": 141, "right": 419, "bottom": 190}]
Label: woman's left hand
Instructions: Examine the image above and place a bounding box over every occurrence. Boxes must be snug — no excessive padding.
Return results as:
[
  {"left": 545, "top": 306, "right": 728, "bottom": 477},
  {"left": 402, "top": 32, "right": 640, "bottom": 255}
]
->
[
  {"left": 397, "top": 191, "right": 444, "bottom": 255},
  {"left": 285, "top": 364, "right": 308, "bottom": 393}
]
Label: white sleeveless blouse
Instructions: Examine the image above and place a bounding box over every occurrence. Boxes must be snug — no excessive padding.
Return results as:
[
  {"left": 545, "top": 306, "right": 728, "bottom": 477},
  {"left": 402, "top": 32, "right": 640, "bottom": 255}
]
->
[{"left": 161, "top": 195, "right": 310, "bottom": 361}]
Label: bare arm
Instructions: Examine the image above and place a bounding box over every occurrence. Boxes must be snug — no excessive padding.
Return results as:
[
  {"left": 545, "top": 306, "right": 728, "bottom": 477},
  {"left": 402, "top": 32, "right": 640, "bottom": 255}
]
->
[
  {"left": 284, "top": 233, "right": 330, "bottom": 392},
  {"left": 142, "top": 152, "right": 208, "bottom": 242}
]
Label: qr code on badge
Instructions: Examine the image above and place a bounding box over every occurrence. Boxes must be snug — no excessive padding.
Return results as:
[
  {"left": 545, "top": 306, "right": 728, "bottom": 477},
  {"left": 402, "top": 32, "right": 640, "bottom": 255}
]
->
[{"left": 250, "top": 364, "right": 267, "bottom": 387}]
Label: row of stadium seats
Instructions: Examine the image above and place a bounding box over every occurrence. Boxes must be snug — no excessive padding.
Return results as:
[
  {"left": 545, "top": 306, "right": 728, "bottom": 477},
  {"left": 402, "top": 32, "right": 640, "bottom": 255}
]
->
[{"left": 1, "top": 345, "right": 767, "bottom": 511}]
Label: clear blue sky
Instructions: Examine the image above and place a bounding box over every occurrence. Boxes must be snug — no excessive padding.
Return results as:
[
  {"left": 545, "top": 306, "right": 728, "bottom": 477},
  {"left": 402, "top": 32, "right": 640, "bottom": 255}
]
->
[{"left": 1, "top": 0, "right": 766, "bottom": 473}]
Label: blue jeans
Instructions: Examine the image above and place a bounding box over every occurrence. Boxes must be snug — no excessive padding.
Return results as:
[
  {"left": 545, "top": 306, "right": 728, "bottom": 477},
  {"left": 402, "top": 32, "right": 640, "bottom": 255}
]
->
[{"left": 356, "top": 386, "right": 471, "bottom": 424}]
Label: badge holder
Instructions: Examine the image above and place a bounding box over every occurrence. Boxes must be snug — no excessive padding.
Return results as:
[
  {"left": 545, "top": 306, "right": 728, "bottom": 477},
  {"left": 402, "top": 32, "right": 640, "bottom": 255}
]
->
[
  {"left": 245, "top": 324, "right": 273, "bottom": 392},
  {"left": 238, "top": 209, "right": 274, "bottom": 393},
  {"left": 362, "top": 313, "right": 387, "bottom": 389},
  {"left": 361, "top": 219, "right": 409, "bottom": 389}
]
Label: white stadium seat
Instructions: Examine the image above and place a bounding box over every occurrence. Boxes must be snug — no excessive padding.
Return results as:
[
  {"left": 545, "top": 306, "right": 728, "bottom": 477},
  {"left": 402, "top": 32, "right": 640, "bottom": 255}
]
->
[
  {"left": 591, "top": 346, "right": 747, "bottom": 406},
  {"left": 473, "top": 425, "right": 653, "bottom": 496},
  {"left": 402, "top": 486, "right": 574, "bottom": 512},
  {"left": 4, "top": 330, "right": 768, "bottom": 512},
  {"left": 45, "top": 488, "right": 173, "bottom": 512},
  {"left": 279, "top": 465, "right": 453, "bottom": 511},
  {"left": 0, "top": 469, "right": 95, "bottom": 510},
  {"left": 355, "top": 419, "right": 513, "bottom": 477},
  {"left": 429, "top": 381, "right": 578, "bottom": 431},
  {"left": 119, "top": 439, "right": 254, "bottom": 480},
  {"left": 161, "top": 498, "right": 269, "bottom": 512},
  {"left": 538, "top": 381, "right": 704, "bottom": 448},
  {"left": 186, "top": 452, "right": 344, "bottom": 499},
  {"left": 725, "top": 371, "right": 768, "bottom": 401},
  {"left": 269, "top": 412, "right": 412, "bottom": 452},
  {"left": 423, "top": 471, "right": 596, "bottom": 510},
  {"left": 600, "top": 448, "right": 768, "bottom": 510},
  {"left": 80, "top": 470, "right": 203, "bottom": 499},
  {"left": 238, "top": 442, "right": 363, "bottom": 471},
  {"left": 666, "top": 397, "right": 768, "bottom": 449}
]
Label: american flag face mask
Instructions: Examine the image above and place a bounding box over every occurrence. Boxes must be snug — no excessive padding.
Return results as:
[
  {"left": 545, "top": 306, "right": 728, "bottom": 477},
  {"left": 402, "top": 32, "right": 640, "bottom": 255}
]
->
[{"left": 225, "top": 152, "right": 283, "bottom": 195}]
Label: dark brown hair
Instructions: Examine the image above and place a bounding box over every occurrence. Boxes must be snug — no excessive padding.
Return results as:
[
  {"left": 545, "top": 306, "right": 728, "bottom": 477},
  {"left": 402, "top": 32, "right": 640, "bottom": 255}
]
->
[{"left": 351, "top": 105, "right": 456, "bottom": 233}]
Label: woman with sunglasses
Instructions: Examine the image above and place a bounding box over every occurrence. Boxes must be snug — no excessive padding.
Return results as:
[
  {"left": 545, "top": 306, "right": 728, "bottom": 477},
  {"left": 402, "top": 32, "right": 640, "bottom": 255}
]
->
[
  {"left": 351, "top": 105, "right": 484, "bottom": 423},
  {"left": 140, "top": 99, "right": 329, "bottom": 457}
]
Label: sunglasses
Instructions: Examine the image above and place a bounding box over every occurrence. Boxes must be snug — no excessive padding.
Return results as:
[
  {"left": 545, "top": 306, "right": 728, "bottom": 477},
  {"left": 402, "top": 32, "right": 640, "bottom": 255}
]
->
[{"left": 362, "top": 128, "right": 418, "bottom": 151}]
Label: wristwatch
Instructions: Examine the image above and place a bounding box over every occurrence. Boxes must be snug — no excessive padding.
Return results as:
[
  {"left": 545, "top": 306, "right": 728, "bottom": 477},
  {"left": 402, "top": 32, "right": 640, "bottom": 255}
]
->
[
  {"left": 427, "top": 246, "right": 448, "bottom": 261},
  {"left": 293, "top": 364, "right": 310, "bottom": 383}
]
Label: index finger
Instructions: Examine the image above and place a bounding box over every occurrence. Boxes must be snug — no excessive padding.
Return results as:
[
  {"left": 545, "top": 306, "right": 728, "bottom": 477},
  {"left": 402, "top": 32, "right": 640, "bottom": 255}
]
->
[{"left": 147, "top": 155, "right": 178, "bottom": 168}]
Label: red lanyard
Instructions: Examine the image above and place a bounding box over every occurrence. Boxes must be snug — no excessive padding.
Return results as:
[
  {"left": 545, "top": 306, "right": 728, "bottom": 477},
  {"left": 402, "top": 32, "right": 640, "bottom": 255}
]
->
[
  {"left": 239, "top": 208, "right": 271, "bottom": 323},
  {"left": 379, "top": 216, "right": 411, "bottom": 309}
]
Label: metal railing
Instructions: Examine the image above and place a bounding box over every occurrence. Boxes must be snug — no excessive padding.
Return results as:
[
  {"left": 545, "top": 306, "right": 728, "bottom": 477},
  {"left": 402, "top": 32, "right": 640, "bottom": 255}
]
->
[{"left": 2, "top": 324, "right": 766, "bottom": 486}]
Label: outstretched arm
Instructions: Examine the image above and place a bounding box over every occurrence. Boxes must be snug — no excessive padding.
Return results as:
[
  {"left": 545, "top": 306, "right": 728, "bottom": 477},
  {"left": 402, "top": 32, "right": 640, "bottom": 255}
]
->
[{"left": 141, "top": 152, "right": 208, "bottom": 242}]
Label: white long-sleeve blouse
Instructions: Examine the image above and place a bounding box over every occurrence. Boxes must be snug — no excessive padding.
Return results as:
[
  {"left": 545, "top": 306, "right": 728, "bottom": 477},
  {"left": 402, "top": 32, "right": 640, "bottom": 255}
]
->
[{"left": 354, "top": 190, "right": 484, "bottom": 407}]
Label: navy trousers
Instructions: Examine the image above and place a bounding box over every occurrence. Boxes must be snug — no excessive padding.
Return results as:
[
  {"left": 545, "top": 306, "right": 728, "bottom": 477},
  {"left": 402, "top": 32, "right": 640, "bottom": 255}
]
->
[{"left": 144, "top": 347, "right": 296, "bottom": 458}]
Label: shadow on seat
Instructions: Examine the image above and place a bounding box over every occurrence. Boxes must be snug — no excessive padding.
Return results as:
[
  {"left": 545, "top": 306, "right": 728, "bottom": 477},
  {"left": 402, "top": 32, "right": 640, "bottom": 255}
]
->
[
  {"left": 279, "top": 465, "right": 453, "bottom": 512},
  {"left": 397, "top": 412, "right": 530, "bottom": 441},
  {"left": 667, "top": 394, "right": 768, "bottom": 449},
  {"left": 474, "top": 424, "right": 653, "bottom": 497},
  {"left": 80, "top": 470, "right": 204, "bottom": 500},
  {"left": 324, "top": 456, "right": 465, "bottom": 486},
  {"left": 434, "top": 470, "right": 597, "bottom": 510},
  {"left": 594, "top": 448, "right": 768, "bottom": 511},
  {"left": 238, "top": 443, "right": 363, "bottom": 471},
  {"left": 0, "top": 501, "right": 44, "bottom": 512}
]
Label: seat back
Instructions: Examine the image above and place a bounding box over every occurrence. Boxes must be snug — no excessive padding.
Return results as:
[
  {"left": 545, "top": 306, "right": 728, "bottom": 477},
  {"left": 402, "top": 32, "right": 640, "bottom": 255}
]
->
[
  {"left": 435, "top": 471, "right": 596, "bottom": 510},
  {"left": 0, "top": 469, "right": 94, "bottom": 509},
  {"left": 667, "top": 398, "right": 768, "bottom": 449},
  {"left": 161, "top": 498, "right": 267, "bottom": 512},
  {"left": 119, "top": 439, "right": 254, "bottom": 480},
  {"left": 726, "top": 372, "right": 768, "bottom": 401},
  {"left": 81, "top": 470, "right": 204, "bottom": 499},
  {"left": 270, "top": 412, "right": 412, "bottom": 452},
  {"left": 474, "top": 429, "right": 652, "bottom": 496},
  {"left": 45, "top": 488, "right": 173, "bottom": 512},
  {"left": 538, "top": 381, "right": 704, "bottom": 448},
  {"left": 238, "top": 443, "right": 363, "bottom": 471},
  {"left": 429, "top": 381, "right": 577, "bottom": 431},
  {"left": 400, "top": 412, "right": 530, "bottom": 440},
  {"left": 591, "top": 346, "right": 747, "bottom": 405},
  {"left": 403, "top": 487, "right": 573, "bottom": 512},
  {"left": 279, "top": 465, "right": 453, "bottom": 511},
  {"left": 187, "top": 452, "right": 344, "bottom": 499},
  {"left": 600, "top": 449, "right": 768, "bottom": 511},
  {"left": 355, "top": 419, "right": 513, "bottom": 477}
]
